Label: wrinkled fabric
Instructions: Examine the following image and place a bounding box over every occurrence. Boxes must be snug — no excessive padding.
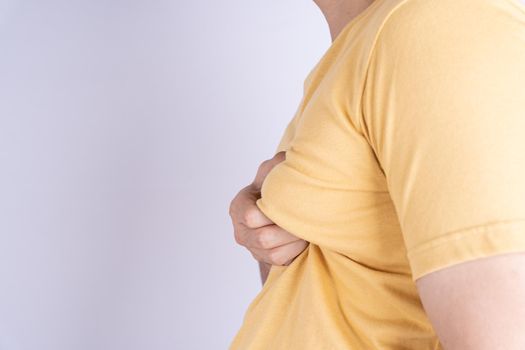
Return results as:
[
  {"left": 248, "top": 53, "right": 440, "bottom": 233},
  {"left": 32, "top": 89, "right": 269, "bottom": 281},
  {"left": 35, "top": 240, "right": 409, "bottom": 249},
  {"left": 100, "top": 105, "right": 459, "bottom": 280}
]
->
[{"left": 230, "top": 0, "right": 525, "bottom": 348}]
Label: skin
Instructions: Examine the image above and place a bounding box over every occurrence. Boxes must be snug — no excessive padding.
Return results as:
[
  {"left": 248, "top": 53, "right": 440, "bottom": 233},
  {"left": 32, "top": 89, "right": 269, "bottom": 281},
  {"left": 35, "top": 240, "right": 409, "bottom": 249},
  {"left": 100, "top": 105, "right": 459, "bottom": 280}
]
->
[
  {"left": 313, "top": 0, "right": 375, "bottom": 41},
  {"left": 416, "top": 254, "right": 525, "bottom": 349},
  {"left": 231, "top": 1, "right": 525, "bottom": 348},
  {"left": 229, "top": 0, "right": 375, "bottom": 285},
  {"left": 229, "top": 152, "right": 308, "bottom": 284}
]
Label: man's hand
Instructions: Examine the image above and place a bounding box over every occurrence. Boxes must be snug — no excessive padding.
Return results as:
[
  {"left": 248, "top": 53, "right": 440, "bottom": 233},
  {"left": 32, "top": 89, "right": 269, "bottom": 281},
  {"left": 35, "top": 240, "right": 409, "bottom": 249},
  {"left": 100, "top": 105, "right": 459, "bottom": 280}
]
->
[{"left": 229, "top": 151, "right": 308, "bottom": 284}]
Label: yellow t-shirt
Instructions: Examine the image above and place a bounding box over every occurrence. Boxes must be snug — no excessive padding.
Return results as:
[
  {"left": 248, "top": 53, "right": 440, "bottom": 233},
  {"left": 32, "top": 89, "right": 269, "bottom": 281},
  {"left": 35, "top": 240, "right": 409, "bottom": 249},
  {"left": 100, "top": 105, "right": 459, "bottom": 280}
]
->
[{"left": 230, "top": 0, "right": 525, "bottom": 348}]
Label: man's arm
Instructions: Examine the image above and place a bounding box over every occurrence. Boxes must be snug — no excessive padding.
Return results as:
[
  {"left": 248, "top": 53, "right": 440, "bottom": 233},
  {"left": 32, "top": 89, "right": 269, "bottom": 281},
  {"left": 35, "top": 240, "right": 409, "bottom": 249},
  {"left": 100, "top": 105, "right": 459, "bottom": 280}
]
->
[
  {"left": 258, "top": 261, "right": 271, "bottom": 285},
  {"left": 416, "top": 252, "right": 525, "bottom": 349},
  {"left": 358, "top": 1, "right": 525, "bottom": 348}
]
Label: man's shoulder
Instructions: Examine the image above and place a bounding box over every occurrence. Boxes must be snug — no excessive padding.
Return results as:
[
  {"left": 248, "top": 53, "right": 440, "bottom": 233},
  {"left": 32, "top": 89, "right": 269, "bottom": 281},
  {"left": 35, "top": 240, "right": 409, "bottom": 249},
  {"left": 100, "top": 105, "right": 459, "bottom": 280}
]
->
[{"left": 374, "top": 0, "right": 524, "bottom": 52}]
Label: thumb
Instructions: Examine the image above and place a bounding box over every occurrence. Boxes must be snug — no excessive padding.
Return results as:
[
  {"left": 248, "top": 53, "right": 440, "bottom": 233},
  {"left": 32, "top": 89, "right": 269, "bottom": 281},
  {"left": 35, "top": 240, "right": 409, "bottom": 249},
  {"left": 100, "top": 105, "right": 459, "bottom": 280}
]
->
[{"left": 252, "top": 151, "right": 286, "bottom": 190}]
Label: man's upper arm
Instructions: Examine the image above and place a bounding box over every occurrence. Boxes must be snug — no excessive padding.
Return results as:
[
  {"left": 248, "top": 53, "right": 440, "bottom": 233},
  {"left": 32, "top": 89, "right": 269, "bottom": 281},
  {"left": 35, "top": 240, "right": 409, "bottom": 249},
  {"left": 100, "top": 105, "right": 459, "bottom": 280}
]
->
[
  {"left": 416, "top": 253, "right": 525, "bottom": 349},
  {"left": 361, "top": 0, "right": 525, "bottom": 347}
]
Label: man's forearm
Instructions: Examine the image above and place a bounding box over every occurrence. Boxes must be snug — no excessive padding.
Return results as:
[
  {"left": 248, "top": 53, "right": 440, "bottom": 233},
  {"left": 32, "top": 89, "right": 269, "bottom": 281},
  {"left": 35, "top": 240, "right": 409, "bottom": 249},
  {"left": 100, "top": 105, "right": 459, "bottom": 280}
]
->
[{"left": 258, "top": 261, "right": 271, "bottom": 285}]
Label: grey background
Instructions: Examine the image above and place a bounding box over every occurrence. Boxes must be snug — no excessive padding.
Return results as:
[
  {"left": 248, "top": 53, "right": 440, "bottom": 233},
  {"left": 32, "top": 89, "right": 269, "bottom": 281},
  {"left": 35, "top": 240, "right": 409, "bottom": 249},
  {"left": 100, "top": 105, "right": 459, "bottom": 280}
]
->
[{"left": 0, "top": 0, "right": 329, "bottom": 349}]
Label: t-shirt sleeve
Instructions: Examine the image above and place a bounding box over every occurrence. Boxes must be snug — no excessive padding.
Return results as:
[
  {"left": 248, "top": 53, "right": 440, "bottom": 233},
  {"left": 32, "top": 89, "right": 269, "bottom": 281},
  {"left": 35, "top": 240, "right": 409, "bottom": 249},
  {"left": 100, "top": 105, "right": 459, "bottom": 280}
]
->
[{"left": 361, "top": 0, "right": 525, "bottom": 281}]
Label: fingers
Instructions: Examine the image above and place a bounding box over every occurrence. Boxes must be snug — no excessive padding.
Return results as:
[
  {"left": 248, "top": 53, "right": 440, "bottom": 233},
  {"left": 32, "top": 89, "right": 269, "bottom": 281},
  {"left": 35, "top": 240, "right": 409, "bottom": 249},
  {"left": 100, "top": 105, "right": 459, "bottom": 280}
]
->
[
  {"left": 229, "top": 152, "right": 286, "bottom": 229},
  {"left": 243, "top": 224, "right": 301, "bottom": 250},
  {"left": 229, "top": 152, "right": 299, "bottom": 267},
  {"left": 250, "top": 239, "right": 309, "bottom": 266},
  {"left": 252, "top": 151, "right": 286, "bottom": 190},
  {"left": 229, "top": 184, "right": 273, "bottom": 228},
  {"left": 235, "top": 222, "right": 309, "bottom": 266}
]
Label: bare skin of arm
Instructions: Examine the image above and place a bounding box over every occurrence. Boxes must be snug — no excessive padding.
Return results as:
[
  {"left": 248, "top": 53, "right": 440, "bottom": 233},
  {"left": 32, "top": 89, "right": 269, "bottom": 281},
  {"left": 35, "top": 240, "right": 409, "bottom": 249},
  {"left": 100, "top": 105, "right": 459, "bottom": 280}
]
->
[
  {"left": 258, "top": 261, "right": 272, "bottom": 285},
  {"left": 229, "top": 151, "right": 308, "bottom": 285},
  {"left": 416, "top": 253, "right": 525, "bottom": 349}
]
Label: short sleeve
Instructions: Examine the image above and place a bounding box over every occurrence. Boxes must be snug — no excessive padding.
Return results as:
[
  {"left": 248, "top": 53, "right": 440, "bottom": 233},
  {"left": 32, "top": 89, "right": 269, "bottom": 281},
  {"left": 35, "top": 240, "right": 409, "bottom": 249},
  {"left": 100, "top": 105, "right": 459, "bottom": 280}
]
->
[{"left": 362, "top": 0, "right": 525, "bottom": 281}]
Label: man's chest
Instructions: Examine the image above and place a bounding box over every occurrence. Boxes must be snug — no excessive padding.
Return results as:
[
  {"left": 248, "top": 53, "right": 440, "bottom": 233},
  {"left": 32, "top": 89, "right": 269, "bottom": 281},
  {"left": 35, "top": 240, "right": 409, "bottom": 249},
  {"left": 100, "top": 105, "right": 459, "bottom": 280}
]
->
[{"left": 261, "top": 73, "right": 408, "bottom": 271}]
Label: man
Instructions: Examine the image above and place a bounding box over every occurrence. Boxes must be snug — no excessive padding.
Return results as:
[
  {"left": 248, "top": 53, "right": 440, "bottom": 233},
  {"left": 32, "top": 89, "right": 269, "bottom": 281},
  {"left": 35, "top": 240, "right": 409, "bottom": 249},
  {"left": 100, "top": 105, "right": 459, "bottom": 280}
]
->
[{"left": 229, "top": 0, "right": 525, "bottom": 348}]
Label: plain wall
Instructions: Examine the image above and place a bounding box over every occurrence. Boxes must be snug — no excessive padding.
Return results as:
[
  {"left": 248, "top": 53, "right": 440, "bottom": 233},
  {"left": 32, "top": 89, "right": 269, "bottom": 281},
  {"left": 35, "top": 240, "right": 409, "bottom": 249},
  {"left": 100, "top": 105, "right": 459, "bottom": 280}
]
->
[{"left": 0, "top": 1, "right": 329, "bottom": 349}]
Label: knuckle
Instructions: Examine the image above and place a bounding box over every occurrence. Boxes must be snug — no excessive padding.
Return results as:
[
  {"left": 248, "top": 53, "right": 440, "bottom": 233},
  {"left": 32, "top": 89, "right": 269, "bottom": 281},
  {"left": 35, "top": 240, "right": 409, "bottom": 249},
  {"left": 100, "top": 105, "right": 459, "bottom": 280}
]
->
[
  {"left": 243, "top": 207, "right": 258, "bottom": 227},
  {"left": 259, "top": 159, "right": 271, "bottom": 168},
  {"left": 233, "top": 228, "right": 244, "bottom": 246},
  {"left": 256, "top": 228, "right": 273, "bottom": 249},
  {"left": 268, "top": 249, "right": 285, "bottom": 266},
  {"left": 256, "top": 233, "right": 268, "bottom": 249},
  {"left": 228, "top": 194, "right": 239, "bottom": 218},
  {"left": 228, "top": 201, "right": 235, "bottom": 218},
  {"left": 257, "top": 159, "right": 271, "bottom": 173},
  {"left": 233, "top": 232, "right": 241, "bottom": 245},
  {"left": 251, "top": 252, "right": 262, "bottom": 262}
]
